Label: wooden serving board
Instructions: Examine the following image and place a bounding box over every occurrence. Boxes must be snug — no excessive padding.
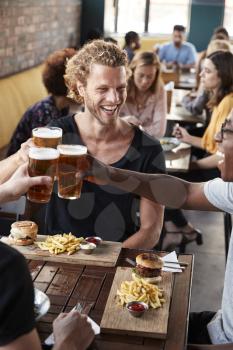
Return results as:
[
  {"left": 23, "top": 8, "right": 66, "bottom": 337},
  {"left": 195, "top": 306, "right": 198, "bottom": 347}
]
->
[
  {"left": 1, "top": 235, "right": 122, "bottom": 267},
  {"left": 100, "top": 267, "right": 173, "bottom": 339}
]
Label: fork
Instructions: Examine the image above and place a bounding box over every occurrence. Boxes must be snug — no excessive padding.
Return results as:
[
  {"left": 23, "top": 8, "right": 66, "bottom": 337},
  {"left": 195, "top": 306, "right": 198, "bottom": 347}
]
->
[{"left": 74, "top": 302, "right": 83, "bottom": 313}]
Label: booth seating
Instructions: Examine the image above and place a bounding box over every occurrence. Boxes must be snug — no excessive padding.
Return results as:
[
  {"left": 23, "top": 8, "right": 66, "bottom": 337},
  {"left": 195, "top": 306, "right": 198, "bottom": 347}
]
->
[{"left": 0, "top": 64, "right": 47, "bottom": 158}]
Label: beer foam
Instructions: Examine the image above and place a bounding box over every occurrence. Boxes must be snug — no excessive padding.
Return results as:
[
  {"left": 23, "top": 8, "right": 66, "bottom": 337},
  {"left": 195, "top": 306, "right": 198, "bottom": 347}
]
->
[
  {"left": 33, "top": 127, "right": 62, "bottom": 138},
  {"left": 57, "top": 145, "right": 87, "bottom": 156},
  {"left": 29, "top": 147, "right": 59, "bottom": 160}
]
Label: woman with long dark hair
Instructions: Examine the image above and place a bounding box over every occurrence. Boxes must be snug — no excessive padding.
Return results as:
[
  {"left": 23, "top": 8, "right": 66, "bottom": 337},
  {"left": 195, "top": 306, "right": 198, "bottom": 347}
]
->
[{"left": 174, "top": 51, "right": 233, "bottom": 180}]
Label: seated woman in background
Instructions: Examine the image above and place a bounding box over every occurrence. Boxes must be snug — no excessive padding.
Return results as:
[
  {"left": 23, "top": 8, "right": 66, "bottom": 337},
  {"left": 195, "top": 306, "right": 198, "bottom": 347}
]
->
[
  {"left": 120, "top": 51, "right": 167, "bottom": 138},
  {"left": 182, "top": 39, "right": 232, "bottom": 134},
  {"left": 174, "top": 50, "right": 233, "bottom": 181},
  {"left": 7, "top": 48, "right": 78, "bottom": 156},
  {"left": 123, "top": 31, "right": 141, "bottom": 62}
]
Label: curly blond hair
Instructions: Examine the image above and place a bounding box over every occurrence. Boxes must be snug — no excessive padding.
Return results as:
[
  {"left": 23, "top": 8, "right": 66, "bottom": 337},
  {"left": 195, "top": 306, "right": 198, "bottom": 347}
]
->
[{"left": 64, "top": 40, "right": 128, "bottom": 103}]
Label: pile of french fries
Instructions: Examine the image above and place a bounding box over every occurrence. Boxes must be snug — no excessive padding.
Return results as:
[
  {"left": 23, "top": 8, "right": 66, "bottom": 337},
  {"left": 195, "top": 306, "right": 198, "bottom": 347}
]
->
[
  {"left": 36, "top": 233, "right": 84, "bottom": 255},
  {"left": 117, "top": 279, "right": 165, "bottom": 309}
]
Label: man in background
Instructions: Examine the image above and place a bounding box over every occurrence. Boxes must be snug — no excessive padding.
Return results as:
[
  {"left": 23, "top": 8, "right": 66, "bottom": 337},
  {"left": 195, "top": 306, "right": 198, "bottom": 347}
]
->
[{"left": 158, "top": 25, "right": 197, "bottom": 70}]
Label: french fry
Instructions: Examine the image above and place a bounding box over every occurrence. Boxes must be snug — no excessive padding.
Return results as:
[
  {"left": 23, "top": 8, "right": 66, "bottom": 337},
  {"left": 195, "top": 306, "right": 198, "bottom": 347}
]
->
[
  {"left": 35, "top": 233, "right": 84, "bottom": 255},
  {"left": 116, "top": 279, "right": 165, "bottom": 309}
]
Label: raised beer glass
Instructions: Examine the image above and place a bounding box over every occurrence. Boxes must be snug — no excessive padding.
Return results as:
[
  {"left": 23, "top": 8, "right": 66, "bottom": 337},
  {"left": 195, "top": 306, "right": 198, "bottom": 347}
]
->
[
  {"left": 27, "top": 147, "right": 59, "bottom": 203},
  {"left": 32, "top": 127, "right": 63, "bottom": 148},
  {"left": 57, "top": 144, "right": 87, "bottom": 200}
]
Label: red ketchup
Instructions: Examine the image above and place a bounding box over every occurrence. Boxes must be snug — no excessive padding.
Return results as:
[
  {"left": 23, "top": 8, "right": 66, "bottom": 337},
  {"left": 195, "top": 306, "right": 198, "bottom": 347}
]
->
[
  {"left": 128, "top": 303, "right": 145, "bottom": 312},
  {"left": 85, "top": 237, "right": 101, "bottom": 245}
]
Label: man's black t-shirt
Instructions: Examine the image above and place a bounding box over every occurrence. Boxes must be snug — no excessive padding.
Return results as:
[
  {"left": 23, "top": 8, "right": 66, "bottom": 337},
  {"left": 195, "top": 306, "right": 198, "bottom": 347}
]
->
[
  {"left": 0, "top": 242, "right": 35, "bottom": 346},
  {"left": 47, "top": 115, "right": 165, "bottom": 241}
]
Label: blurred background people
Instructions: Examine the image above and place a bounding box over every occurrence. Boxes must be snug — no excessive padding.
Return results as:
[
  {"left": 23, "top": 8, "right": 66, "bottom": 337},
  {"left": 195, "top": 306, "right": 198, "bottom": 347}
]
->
[
  {"left": 182, "top": 38, "right": 232, "bottom": 127},
  {"left": 213, "top": 26, "right": 230, "bottom": 41},
  {"left": 158, "top": 24, "right": 197, "bottom": 71},
  {"left": 123, "top": 31, "right": 141, "bottom": 62},
  {"left": 174, "top": 51, "right": 233, "bottom": 181},
  {"left": 7, "top": 48, "right": 78, "bottom": 156},
  {"left": 120, "top": 51, "right": 167, "bottom": 138}
]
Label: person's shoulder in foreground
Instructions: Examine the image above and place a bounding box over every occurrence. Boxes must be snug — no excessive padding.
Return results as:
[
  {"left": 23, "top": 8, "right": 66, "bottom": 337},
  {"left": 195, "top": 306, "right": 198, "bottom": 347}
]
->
[
  {"left": 204, "top": 177, "right": 233, "bottom": 214},
  {"left": 0, "top": 242, "right": 35, "bottom": 346}
]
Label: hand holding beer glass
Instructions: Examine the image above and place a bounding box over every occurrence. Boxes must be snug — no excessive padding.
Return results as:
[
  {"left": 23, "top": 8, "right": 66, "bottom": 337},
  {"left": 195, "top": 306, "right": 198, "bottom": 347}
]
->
[
  {"left": 57, "top": 145, "right": 87, "bottom": 199},
  {"left": 32, "top": 127, "right": 62, "bottom": 148},
  {"left": 27, "top": 147, "right": 59, "bottom": 203}
]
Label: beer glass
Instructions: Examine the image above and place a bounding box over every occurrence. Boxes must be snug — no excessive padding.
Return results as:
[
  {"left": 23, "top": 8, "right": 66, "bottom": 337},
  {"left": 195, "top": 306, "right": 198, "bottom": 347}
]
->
[
  {"left": 57, "top": 144, "right": 87, "bottom": 200},
  {"left": 27, "top": 147, "right": 59, "bottom": 203},
  {"left": 32, "top": 127, "right": 62, "bottom": 148}
]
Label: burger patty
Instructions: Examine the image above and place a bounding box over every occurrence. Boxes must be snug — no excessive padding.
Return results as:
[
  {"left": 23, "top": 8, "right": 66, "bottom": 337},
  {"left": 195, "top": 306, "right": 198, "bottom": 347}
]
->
[{"left": 136, "top": 264, "right": 161, "bottom": 277}]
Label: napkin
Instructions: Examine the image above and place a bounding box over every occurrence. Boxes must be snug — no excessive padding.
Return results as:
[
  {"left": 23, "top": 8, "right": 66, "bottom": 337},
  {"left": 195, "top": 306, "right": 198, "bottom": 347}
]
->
[
  {"left": 161, "top": 251, "right": 182, "bottom": 273},
  {"left": 44, "top": 312, "right": 100, "bottom": 346},
  {"left": 164, "top": 81, "right": 175, "bottom": 91}
]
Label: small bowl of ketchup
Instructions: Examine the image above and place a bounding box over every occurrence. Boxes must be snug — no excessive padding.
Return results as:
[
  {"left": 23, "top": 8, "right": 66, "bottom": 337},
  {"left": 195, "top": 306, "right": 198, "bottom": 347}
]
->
[
  {"left": 126, "top": 301, "right": 148, "bottom": 317},
  {"left": 85, "top": 236, "right": 102, "bottom": 246}
]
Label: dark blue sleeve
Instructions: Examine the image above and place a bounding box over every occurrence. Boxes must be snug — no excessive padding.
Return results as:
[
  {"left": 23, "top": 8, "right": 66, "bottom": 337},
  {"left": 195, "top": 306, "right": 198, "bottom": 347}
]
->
[{"left": 7, "top": 109, "right": 34, "bottom": 156}]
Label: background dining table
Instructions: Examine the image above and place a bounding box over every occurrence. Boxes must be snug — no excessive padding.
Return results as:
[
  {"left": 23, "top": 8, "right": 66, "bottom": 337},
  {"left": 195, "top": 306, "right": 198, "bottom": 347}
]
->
[
  {"left": 30, "top": 248, "right": 194, "bottom": 350},
  {"left": 167, "top": 89, "right": 206, "bottom": 125},
  {"left": 164, "top": 142, "right": 191, "bottom": 173}
]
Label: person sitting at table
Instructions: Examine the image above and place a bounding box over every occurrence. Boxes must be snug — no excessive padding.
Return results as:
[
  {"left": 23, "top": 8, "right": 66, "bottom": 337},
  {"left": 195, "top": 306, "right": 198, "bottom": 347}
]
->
[
  {"left": 7, "top": 48, "right": 78, "bottom": 156},
  {"left": 0, "top": 165, "right": 95, "bottom": 350},
  {"left": 213, "top": 26, "right": 230, "bottom": 41},
  {"left": 83, "top": 109, "right": 233, "bottom": 345},
  {"left": 173, "top": 50, "right": 233, "bottom": 182},
  {"left": 182, "top": 39, "right": 232, "bottom": 129},
  {"left": 157, "top": 25, "right": 197, "bottom": 71},
  {"left": 123, "top": 31, "right": 141, "bottom": 62},
  {"left": 194, "top": 38, "right": 231, "bottom": 93},
  {"left": 44, "top": 39, "right": 165, "bottom": 249},
  {"left": 120, "top": 51, "right": 167, "bottom": 138}
]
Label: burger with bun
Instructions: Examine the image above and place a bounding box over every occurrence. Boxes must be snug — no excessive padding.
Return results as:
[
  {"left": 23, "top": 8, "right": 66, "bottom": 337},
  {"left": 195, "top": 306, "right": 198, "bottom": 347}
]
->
[
  {"left": 9, "top": 221, "right": 38, "bottom": 246},
  {"left": 132, "top": 253, "right": 163, "bottom": 284}
]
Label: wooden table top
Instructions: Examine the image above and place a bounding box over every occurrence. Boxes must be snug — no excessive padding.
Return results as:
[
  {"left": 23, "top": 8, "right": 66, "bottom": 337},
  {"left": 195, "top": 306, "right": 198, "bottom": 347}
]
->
[
  {"left": 165, "top": 143, "right": 191, "bottom": 173},
  {"left": 30, "top": 248, "right": 194, "bottom": 350}
]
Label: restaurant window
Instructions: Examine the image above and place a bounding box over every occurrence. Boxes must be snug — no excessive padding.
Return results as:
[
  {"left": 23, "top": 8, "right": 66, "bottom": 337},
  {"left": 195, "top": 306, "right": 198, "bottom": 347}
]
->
[
  {"left": 104, "top": 0, "right": 190, "bottom": 34},
  {"left": 148, "top": 0, "right": 190, "bottom": 34},
  {"left": 223, "top": 0, "right": 233, "bottom": 37}
]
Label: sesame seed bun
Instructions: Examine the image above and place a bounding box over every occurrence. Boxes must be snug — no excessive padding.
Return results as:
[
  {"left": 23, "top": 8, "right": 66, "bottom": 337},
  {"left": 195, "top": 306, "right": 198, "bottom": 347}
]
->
[
  {"left": 9, "top": 221, "right": 38, "bottom": 246},
  {"left": 136, "top": 253, "right": 163, "bottom": 269}
]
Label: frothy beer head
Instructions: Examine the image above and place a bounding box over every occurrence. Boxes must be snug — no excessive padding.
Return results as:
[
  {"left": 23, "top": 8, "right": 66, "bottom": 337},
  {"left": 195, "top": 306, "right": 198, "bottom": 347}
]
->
[
  {"left": 29, "top": 147, "right": 60, "bottom": 160},
  {"left": 57, "top": 144, "right": 87, "bottom": 155},
  {"left": 32, "top": 127, "right": 62, "bottom": 148},
  {"left": 57, "top": 144, "right": 87, "bottom": 200}
]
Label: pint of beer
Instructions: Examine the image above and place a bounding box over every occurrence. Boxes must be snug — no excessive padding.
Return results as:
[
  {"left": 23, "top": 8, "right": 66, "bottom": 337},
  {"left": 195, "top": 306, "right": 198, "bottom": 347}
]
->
[
  {"left": 57, "top": 144, "right": 87, "bottom": 200},
  {"left": 32, "top": 127, "right": 62, "bottom": 148},
  {"left": 27, "top": 147, "right": 59, "bottom": 203}
]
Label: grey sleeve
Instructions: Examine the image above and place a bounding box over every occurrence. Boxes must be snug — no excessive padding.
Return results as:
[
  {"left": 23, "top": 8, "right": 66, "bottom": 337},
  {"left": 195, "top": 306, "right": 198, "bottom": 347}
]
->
[{"left": 182, "top": 91, "right": 209, "bottom": 116}]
